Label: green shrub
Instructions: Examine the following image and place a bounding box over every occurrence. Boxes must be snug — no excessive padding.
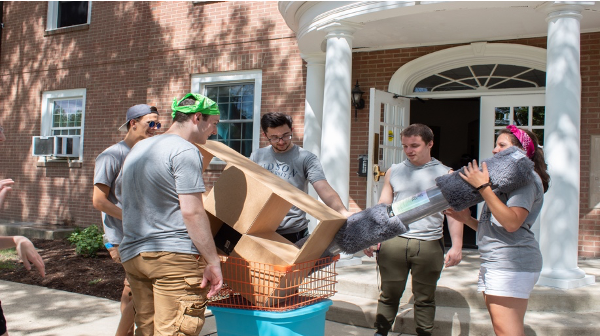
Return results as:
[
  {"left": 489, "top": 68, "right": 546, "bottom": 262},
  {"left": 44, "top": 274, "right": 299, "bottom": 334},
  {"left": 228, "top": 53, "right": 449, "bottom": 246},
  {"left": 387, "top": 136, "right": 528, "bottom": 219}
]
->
[{"left": 68, "top": 225, "right": 103, "bottom": 258}]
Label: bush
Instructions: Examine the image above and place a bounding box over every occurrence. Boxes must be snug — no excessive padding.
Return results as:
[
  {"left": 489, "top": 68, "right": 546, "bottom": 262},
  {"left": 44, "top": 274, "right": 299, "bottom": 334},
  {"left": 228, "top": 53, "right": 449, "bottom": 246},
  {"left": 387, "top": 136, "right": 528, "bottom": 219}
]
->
[{"left": 68, "top": 225, "right": 104, "bottom": 258}]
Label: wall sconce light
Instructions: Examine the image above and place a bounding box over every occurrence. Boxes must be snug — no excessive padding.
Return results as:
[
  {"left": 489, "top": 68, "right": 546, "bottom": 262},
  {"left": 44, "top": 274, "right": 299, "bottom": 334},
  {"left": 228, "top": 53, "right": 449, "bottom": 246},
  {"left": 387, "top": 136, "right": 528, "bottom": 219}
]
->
[{"left": 351, "top": 80, "right": 365, "bottom": 121}]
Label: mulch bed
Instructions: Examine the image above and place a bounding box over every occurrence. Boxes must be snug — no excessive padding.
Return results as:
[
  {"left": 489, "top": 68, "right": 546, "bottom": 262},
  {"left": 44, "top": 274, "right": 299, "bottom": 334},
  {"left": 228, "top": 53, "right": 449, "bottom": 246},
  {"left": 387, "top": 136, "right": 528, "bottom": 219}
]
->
[{"left": 0, "top": 238, "right": 125, "bottom": 301}]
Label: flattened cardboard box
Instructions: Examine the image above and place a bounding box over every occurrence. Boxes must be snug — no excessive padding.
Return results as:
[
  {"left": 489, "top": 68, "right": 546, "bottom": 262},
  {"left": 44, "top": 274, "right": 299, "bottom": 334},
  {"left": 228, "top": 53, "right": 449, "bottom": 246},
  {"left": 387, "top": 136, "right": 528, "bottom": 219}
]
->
[{"left": 197, "top": 141, "right": 346, "bottom": 305}]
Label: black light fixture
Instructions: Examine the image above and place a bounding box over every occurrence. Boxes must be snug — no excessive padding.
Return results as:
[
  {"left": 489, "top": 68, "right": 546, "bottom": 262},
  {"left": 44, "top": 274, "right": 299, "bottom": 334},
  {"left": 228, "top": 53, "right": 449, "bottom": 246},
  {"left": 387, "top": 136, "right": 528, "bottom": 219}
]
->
[{"left": 351, "top": 80, "right": 365, "bottom": 121}]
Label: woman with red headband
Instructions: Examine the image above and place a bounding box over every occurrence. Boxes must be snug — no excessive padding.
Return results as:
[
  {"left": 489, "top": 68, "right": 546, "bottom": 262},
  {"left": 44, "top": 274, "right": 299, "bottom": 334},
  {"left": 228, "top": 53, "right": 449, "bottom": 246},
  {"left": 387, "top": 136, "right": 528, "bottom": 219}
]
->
[{"left": 445, "top": 125, "right": 550, "bottom": 336}]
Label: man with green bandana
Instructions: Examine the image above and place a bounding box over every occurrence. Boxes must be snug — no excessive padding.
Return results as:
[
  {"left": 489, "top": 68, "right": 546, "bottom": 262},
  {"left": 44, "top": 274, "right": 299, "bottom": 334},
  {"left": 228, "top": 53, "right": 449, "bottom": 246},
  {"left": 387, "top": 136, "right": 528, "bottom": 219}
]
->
[{"left": 119, "top": 93, "right": 223, "bottom": 336}]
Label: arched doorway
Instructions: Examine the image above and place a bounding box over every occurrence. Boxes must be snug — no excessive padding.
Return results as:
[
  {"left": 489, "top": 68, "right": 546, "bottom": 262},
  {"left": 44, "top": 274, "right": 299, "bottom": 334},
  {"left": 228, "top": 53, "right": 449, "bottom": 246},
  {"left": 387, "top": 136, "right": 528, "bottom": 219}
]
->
[{"left": 386, "top": 42, "right": 547, "bottom": 247}]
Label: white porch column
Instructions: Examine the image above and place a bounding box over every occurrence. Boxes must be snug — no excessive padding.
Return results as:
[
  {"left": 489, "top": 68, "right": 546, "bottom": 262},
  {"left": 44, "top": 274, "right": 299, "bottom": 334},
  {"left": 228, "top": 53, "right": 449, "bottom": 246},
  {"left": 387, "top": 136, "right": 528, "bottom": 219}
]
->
[
  {"left": 302, "top": 53, "right": 326, "bottom": 233},
  {"left": 538, "top": 3, "right": 595, "bottom": 289},
  {"left": 302, "top": 54, "right": 326, "bottom": 160},
  {"left": 319, "top": 21, "right": 362, "bottom": 208}
]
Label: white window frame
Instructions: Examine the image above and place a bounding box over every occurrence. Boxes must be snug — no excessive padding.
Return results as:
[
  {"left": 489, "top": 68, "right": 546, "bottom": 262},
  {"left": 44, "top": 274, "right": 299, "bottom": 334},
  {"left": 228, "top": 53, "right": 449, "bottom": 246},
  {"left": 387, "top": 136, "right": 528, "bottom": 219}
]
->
[
  {"left": 40, "top": 88, "right": 87, "bottom": 162},
  {"left": 191, "top": 70, "right": 262, "bottom": 161},
  {"left": 46, "top": 1, "right": 92, "bottom": 31}
]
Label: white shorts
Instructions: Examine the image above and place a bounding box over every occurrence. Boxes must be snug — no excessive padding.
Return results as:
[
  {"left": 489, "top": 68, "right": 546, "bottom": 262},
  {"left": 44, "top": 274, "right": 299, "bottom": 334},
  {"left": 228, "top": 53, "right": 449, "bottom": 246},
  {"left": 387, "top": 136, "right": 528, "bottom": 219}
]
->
[{"left": 477, "top": 267, "right": 540, "bottom": 299}]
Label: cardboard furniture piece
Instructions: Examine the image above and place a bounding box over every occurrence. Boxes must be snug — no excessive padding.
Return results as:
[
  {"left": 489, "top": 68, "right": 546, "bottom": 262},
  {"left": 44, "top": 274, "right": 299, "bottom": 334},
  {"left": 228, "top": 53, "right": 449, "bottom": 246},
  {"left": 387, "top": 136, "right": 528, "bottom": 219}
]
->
[{"left": 197, "top": 140, "right": 346, "bottom": 306}]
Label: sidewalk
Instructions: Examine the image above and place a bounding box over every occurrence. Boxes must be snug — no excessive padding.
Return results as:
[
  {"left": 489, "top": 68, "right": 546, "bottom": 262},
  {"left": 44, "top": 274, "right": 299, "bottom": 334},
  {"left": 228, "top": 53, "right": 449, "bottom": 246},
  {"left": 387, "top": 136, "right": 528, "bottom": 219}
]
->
[{"left": 0, "top": 280, "right": 405, "bottom": 336}]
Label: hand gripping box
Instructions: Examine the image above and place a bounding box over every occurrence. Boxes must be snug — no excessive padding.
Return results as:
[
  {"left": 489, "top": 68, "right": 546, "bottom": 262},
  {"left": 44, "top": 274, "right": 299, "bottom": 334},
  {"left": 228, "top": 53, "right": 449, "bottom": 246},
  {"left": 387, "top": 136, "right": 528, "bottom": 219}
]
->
[{"left": 197, "top": 141, "right": 346, "bottom": 306}]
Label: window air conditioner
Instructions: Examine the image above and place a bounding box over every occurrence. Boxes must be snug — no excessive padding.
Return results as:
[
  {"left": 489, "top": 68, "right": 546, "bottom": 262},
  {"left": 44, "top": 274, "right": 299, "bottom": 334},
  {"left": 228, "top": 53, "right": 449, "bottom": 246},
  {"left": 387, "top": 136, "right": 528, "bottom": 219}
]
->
[
  {"left": 32, "top": 135, "right": 81, "bottom": 157},
  {"left": 55, "top": 135, "right": 81, "bottom": 157},
  {"left": 32, "top": 136, "right": 56, "bottom": 156}
]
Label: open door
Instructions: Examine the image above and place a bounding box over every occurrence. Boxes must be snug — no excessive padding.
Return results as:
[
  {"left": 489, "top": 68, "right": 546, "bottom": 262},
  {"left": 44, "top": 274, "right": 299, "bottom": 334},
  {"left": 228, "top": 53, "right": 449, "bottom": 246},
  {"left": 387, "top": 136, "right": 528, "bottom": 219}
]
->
[
  {"left": 366, "top": 89, "right": 410, "bottom": 207},
  {"left": 480, "top": 93, "right": 545, "bottom": 240}
]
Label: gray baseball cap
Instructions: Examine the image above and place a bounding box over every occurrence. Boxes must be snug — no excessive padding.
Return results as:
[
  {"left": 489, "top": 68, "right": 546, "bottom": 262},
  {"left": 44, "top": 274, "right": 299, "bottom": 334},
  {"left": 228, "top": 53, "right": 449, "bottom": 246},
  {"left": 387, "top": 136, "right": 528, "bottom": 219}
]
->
[{"left": 118, "top": 104, "right": 158, "bottom": 132}]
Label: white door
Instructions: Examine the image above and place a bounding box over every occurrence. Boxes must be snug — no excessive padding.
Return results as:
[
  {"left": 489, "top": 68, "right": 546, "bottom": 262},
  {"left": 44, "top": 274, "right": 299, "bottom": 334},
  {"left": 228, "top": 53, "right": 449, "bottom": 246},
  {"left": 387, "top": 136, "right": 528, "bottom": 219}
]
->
[
  {"left": 480, "top": 94, "right": 546, "bottom": 161},
  {"left": 366, "top": 89, "right": 411, "bottom": 207},
  {"left": 480, "top": 93, "right": 545, "bottom": 239}
]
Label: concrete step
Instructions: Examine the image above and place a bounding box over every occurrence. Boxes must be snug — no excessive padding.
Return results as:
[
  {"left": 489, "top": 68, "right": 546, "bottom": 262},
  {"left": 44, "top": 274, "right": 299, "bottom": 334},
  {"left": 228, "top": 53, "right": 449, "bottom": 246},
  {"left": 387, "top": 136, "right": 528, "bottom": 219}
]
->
[
  {"left": 334, "top": 252, "right": 600, "bottom": 313},
  {"left": 327, "top": 293, "right": 600, "bottom": 336},
  {"left": 0, "top": 221, "right": 76, "bottom": 240}
]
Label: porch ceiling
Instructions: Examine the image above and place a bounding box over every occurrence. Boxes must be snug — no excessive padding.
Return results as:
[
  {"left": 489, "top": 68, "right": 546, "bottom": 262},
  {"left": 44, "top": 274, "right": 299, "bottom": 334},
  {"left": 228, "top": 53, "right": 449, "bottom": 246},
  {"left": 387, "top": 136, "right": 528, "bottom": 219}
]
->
[{"left": 279, "top": 1, "right": 600, "bottom": 54}]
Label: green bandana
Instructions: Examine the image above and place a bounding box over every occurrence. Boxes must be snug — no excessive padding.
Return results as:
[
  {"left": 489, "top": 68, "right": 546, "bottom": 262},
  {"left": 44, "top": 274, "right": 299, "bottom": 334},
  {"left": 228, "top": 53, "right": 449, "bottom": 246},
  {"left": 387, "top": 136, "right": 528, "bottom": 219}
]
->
[{"left": 171, "top": 93, "right": 220, "bottom": 119}]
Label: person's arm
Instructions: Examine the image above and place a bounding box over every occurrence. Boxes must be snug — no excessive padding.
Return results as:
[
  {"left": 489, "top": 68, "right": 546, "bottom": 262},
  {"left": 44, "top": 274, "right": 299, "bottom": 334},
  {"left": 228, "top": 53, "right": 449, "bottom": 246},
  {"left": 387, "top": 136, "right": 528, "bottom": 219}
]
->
[
  {"left": 312, "top": 180, "right": 352, "bottom": 218},
  {"left": 445, "top": 208, "right": 479, "bottom": 232},
  {"left": 92, "top": 184, "right": 122, "bottom": 220},
  {"left": 0, "top": 236, "right": 45, "bottom": 277},
  {"left": 363, "top": 172, "right": 394, "bottom": 258},
  {"left": 179, "top": 192, "right": 223, "bottom": 298},
  {"left": 444, "top": 215, "right": 463, "bottom": 267},
  {"left": 377, "top": 172, "right": 394, "bottom": 205},
  {"left": 460, "top": 160, "right": 529, "bottom": 232},
  {"left": 0, "top": 178, "right": 14, "bottom": 209}
]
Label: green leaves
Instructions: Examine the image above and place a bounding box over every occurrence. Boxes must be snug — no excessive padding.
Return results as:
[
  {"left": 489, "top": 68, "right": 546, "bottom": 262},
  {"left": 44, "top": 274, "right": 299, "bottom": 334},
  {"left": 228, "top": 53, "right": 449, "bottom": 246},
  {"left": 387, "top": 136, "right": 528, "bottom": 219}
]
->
[{"left": 67, "top": 225, "right": 103, "bottom": 258}]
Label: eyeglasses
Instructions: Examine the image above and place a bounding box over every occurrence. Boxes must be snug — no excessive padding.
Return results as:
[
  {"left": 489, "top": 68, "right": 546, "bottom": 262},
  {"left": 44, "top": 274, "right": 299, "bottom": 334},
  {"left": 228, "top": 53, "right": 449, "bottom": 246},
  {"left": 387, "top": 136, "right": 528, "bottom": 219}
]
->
[
  {"left": 148, "top": 121, "right": 161, "bottom": 130},
  {"left": 267, "top": 133, "right": 292, "bottom": 143}
]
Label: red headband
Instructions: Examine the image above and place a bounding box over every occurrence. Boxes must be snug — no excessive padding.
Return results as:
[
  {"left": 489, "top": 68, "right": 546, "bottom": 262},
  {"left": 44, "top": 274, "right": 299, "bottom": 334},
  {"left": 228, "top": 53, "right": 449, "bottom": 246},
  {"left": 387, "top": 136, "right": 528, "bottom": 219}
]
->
[{"left": 506, "top": 125, "right": 535, "bottom": 159}]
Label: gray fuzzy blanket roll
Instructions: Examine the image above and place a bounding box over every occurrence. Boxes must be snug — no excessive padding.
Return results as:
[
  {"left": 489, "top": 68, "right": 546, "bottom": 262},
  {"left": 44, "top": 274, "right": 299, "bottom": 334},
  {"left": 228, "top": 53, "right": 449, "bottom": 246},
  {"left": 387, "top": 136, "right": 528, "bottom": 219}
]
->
[
  {"left": 333, "top": 203, "right": 407, "bottom": 254},
  {"left": 435, "top": 146, "right": 534, "bottom": 211}
]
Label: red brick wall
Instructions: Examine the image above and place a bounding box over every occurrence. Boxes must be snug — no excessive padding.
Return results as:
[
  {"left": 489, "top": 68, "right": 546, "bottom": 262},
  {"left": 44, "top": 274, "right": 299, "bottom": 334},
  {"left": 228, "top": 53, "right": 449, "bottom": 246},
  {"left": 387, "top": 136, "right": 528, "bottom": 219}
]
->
[
  {"left": 350, "top": 33, "right": 600, "bottom": 257},
  {"left": 579, "top": 32, "right": 600, "bottom": 258},
  {"left": 0, "top": 1, "right": 304, "bottom": 227},
  {"left": 2, "top": 1, "right": 599, "bottom": 257}
]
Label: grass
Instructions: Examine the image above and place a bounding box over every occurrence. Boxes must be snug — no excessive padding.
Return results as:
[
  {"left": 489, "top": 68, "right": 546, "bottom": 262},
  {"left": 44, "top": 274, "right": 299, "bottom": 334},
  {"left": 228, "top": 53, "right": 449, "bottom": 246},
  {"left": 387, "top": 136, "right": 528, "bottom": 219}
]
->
[
  {"left": 0, "top": 247, "right": 19, "bottom": 270},
  {"left": 88, "top": 278, "right": 103, "bottom": 285}
]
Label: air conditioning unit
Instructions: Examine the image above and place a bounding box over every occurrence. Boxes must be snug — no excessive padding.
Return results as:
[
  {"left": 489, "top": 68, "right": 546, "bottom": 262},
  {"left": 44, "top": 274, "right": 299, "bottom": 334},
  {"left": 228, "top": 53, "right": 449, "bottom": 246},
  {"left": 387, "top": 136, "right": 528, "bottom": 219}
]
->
[
  {"left": 32, "top": 135, "right": 81, "bottom": 157},
  {"left": 32, "top": 136, "right": 55, "bottom": 156},
  {"left": 55, "top": 135, "right": 81, "bottom": 157}
]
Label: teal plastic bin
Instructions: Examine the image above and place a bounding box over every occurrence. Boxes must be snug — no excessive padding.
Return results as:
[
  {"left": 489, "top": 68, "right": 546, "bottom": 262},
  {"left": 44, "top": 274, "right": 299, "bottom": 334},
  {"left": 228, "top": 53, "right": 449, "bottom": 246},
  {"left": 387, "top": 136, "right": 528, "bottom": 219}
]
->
[{"left": 210, "top": 299, "right": 333, "bottom": 336}]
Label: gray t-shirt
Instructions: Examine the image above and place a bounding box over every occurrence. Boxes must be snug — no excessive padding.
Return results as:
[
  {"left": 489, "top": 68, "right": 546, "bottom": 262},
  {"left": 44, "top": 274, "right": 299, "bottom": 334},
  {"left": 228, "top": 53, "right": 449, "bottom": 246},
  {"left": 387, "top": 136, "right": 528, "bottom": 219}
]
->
[
  {"left": 118, "top": 134, "right": 206, "bottom": 263},
  {"left": 388, "top": 158, "right": 450, "bottom": 241},
  {"left": 93, "top": 140, "right": 130, "bottom": 245},
  {"left": 477, "top": 174, "right": 544, "bottom": 272},
  {"left": 249, "top": 145, "right": 326, "bottom": 234}
]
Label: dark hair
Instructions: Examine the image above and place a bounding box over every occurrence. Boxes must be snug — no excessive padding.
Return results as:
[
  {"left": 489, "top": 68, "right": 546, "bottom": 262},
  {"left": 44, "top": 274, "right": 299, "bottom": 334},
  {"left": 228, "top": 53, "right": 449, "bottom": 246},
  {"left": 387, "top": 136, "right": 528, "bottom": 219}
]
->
[
  {"left": 260, "top": 112, "right": 292, "bottom": 133},
  {"left": 172, "top": 98, "right": 210, "bottom": 123},
  {"left": 497, "top": 128, "right": 550, "bottom": 192},
  {"left": 127, "top": 106, "right": 158, "bottom": 131},
  {"left": 401, "top": 124, "right": 434, "bottom": 144}
]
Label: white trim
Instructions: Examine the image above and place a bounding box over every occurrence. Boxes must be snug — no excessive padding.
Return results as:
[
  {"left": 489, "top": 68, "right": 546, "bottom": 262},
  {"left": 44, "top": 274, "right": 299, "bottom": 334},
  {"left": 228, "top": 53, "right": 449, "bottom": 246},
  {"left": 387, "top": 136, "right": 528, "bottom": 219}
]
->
[
  {"left": 191, "top": 70, "right": 263, "bottom": 155},
  {"left": 46, "top": 1, "right": 92, "bottom": 31},
  {"left": 40, "top": 88, "right": 87, "bottom": 162},
  {"left": 389, "top": 43, "right": 547, "bottom": 96}
]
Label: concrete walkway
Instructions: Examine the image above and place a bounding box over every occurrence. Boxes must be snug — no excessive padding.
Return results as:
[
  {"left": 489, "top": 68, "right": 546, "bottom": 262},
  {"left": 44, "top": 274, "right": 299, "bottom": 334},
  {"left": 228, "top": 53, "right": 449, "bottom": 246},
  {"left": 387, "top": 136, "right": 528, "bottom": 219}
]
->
[{"left": 0, "top": 280, "right": 408, "bottom": 336}]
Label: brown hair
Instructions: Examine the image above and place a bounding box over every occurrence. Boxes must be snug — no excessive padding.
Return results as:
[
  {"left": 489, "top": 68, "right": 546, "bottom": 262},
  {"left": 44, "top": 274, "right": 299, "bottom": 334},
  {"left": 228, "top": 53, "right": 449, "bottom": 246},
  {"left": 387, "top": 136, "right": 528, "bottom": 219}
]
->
[
  {"left": 401, "top": 123, "right": 434, "bottom": 144},
  {"left": 497, "top": 128, "right": 550, "bottom": 192}
]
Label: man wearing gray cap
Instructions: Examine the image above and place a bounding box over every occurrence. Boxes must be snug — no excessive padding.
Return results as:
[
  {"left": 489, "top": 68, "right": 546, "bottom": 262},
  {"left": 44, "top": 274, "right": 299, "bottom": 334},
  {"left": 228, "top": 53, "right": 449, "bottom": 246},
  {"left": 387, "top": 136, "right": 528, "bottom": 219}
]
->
[{"left": 93, "top": 104, "right": 160, "bottom": 336}]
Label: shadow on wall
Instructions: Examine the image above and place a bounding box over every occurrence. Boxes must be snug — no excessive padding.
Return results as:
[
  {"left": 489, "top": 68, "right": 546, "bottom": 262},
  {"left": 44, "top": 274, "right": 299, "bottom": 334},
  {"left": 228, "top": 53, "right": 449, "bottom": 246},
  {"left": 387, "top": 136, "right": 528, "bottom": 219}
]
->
[{"left": 0, "top": 1, "right": 303, "bottom": 227}]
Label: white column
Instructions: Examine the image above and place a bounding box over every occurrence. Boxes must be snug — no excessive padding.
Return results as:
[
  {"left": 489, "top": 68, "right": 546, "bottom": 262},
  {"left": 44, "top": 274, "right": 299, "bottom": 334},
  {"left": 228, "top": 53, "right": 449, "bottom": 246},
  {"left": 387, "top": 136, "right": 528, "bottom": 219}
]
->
[
  {"left": 538, "top": 3, "right": 595, "bottom": 289},
  {"left": 302, "top": 54, "right": 326, "bottom": 160},
  {"left": 302, "top": 53, "right": 326, "bottom": 233},
  {"left": 319, "top": 21, "right": 362, "bottom": 209}
]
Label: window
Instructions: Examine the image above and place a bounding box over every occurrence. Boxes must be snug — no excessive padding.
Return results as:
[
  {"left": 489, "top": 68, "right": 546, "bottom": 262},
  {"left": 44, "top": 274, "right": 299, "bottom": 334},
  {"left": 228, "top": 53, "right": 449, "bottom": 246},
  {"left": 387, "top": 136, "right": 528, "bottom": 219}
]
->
[
  {"left": 47, "top": 1, "right": 92, "bottom": 31},
  {"left": 192, "top": 70, "right": 262, "bottom": 158},
  {"left": 494, "top": 105, "right": 545, "bottom": 146},
  {"left": 40, "top": 89, "right": 86, "bottom": 160},
  {"left": 414, "top": 64, "right": 546, "bottom": 93}
]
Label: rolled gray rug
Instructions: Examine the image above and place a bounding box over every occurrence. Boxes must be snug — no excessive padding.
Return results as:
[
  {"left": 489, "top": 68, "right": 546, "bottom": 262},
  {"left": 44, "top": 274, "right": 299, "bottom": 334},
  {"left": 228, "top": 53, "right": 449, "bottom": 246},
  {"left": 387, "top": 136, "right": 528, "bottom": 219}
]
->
[
  {"left": 297, "top": 147, "right": 535, "bottom": 255},
  {"left": 435, "top": 146, "right": 534, "bottom": 211}
]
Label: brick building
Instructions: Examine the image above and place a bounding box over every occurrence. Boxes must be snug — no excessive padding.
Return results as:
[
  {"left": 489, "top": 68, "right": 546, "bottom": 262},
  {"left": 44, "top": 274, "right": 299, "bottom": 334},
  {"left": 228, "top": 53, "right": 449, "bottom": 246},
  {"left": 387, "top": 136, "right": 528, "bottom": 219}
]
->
[{"left": 1, "top": 1, "right": 599, "bottom": 288}]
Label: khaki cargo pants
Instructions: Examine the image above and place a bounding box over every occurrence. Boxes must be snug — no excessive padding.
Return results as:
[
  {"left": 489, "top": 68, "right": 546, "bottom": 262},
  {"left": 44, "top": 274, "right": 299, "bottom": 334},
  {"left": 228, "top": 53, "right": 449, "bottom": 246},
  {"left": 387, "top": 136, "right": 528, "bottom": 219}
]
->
[{"left": 123, "top": 252, "right": 210, "bottom": 336}]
